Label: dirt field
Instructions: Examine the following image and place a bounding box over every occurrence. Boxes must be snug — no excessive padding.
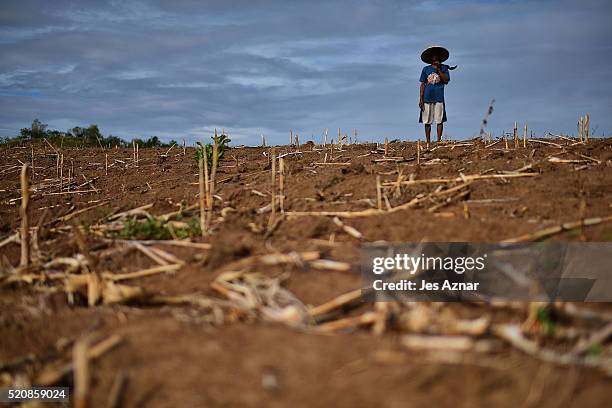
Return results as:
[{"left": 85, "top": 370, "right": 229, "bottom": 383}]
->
[{"left": 1, "top": 137, "right": 612, "bottom": 407}]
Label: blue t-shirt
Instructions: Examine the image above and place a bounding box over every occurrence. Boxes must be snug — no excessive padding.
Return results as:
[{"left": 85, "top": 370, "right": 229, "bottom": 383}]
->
[{"left": 419, "top": 65, "right": 450, "bottom": 103}]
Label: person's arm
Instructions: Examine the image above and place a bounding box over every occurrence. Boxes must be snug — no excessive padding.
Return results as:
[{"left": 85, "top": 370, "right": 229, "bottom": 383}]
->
[
  {"left": 436, "top": 64, "right": 449, "bottom": 84},
  {"left": 419, "top": 82, "right": 425, "bottom": 110},
  {"left": 419, "top": 68, "right": 426, "bottom": 109}
]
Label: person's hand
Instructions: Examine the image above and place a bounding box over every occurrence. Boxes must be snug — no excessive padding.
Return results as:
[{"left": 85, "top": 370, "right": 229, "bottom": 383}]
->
[{"left": 419, "top": 100, "right": 424, "bottom": 110}]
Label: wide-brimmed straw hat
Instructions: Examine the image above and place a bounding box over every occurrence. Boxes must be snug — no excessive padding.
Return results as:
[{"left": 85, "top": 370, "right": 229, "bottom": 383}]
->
[{"left": 421, "top": 45, "right": 449, "bottom": 64}]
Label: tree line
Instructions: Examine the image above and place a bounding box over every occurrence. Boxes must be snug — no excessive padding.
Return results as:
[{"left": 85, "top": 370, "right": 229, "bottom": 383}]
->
[{"left": 1, "top": 118, "right": 177, "bottom": 148}]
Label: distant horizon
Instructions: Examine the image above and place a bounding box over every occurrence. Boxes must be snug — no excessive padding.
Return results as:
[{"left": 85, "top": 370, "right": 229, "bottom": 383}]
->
[
  {"left": 2, "top": 0, "right": 611, "bottom": 145},
  {"left": 1, "top": 121, "right": 610, "bottom": 147}
]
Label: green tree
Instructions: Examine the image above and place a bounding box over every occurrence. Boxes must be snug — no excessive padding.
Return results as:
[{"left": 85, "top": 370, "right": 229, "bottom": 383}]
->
[
  {"left": 83, "top": 125, "right": 102, "bottom": 146},
  {"left": 103, "top": 135, "right": 125, "bottom": 148},
  {"left": 19, "top": 127, "right": 32, "bottom": 139},
  {"left": 30, "top": 118, "right": 47, "bottom": 139},
  {"left": 145, "top": 136, "right": 161, "bottom": 147},
  {"left": 70, "top": 126, "right": 85, "bottom": 138}
]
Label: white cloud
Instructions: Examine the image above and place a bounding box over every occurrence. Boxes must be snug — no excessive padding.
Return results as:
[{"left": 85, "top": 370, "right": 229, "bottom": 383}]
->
[
  {"left": 157, "top": 82, "right": 221, "bottom": 89},
  {"left": 110, "top": 70, "right": 159, "bottom": 80}
]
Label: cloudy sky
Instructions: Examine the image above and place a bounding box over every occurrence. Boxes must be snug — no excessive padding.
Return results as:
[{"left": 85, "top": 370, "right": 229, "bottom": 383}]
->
[{"left": 1, "top": 0, "right": 611, "bottom": 145}]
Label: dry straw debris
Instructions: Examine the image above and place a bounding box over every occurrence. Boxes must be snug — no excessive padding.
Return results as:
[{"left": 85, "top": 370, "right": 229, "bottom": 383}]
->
[{"left": 1, "top": 130, "right": 611, "bottom": 400}]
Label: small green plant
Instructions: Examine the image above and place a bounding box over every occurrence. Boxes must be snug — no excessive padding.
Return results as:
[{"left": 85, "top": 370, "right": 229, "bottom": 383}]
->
[
  {"left": 112, "top": 217, "right": 201, "bottom": 240},
  {"left": 195, "top": 133, "right": 231, "bottom": 169},
  {"left": 536, "top": 306, "right": 556, "bottom": 336},
  {"left": 171, "top": 217, "right": 202, "bottom": 239},
  {"left": 588, "top": 343, "right": 604, "bottom": 356}
]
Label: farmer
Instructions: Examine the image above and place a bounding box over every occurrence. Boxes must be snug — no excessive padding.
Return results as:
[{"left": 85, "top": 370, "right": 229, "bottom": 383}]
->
[{"left": 418, "top": 45, "right": 455, "bottom": 146}]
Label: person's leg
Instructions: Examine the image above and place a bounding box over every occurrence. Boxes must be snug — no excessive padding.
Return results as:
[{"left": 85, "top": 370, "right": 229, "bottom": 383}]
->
[
  {"left": 434, "top": 102, "right": 444, "bottom": 143},
  {"left": 422, "top": 103, "right": 432, "bottom": 147}
]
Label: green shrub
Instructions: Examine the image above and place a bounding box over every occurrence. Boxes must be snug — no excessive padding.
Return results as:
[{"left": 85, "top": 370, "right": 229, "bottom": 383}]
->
[
  {"left": 112, "top": 217, "right": 201, "bottom": 240},
  {"left": 536, "top": 307, "right": 556, "bottom": 336}
]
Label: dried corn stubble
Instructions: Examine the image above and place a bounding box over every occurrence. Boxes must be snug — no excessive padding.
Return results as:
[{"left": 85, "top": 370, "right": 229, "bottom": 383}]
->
[{"left": 213, "top": 271, "right": 311, "bottom": 327}]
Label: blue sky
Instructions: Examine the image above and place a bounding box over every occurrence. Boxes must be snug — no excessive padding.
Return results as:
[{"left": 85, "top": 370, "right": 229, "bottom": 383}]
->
[{"left": 1, "top": 0, "right": 611, "bottom": 145}]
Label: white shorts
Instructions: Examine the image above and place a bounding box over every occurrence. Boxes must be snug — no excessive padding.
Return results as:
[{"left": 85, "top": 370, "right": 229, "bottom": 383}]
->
[{"left": 421, "top": 102, "right": 444, "bottom": 125}]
